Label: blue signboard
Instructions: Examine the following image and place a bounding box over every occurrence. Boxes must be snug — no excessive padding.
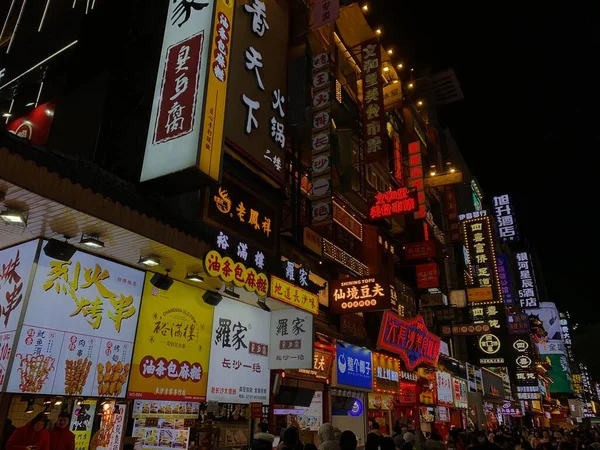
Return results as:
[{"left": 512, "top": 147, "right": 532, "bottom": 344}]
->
[
  {"left": 336, "top": 343, "right": 372, "bottom": 389},
  {"left": 496, "top": 254, "right": 515, "bottom": 306}
]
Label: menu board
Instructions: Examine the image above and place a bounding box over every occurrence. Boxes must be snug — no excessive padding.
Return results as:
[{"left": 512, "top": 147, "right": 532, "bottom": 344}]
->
[
  {"left": 132, "top": 400, "right": 198, "bottom": 450},
  {"left": 5, "top": 245, "right": 143, "bottom": 396},
  {"left": 71, "top": 400, "right": 97, "bottom": 450}
]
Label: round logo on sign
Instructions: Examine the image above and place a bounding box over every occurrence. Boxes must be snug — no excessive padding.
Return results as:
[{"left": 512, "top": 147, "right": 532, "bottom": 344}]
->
[
  {"left": 338, "top": 354, "right": 347, "bottom": 373},
  {"left": 349, "top": 399, "right": 363, "bottom": 417},
  {"left": 313, "top": 53, "right": 330, "bottom": 70},
  {"left": 312, "top": 202, "right": 331, "bottom": 222},
  {"left": 312, "top": 154, "right": 331, "bottom": 174},
  {"left": 9, "top": 122, "right": 33, "bottom": 139},
  {"left": 313, "top": 110, "right": 331, "bottom": 130},
  {"left": 513, "top": 339, "right": 529, "bottom": 352},
  {"left": 312, "top": 178, "right": 331, "bottom": 197},
  {"left": 312, "top": 133, "right": 330, "bottom": 152},
  {"left": 479, "top": 334, "right": 501, "bottom": 355},
  {"left": 516, "top": 355, "right": 532, "bottom": 368}
]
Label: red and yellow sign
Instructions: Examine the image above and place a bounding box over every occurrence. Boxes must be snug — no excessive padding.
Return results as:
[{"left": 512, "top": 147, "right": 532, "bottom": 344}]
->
[
  {"left": 467, "top": 287, "right": 493, "bottom": 302},
  {"left": 198, "top": 0, "right": 234, "bottom": 181},
  {"left": 204, "top": 250, "right": 269, "bottom": 297},
  {"left": 127, "top": 276, "right": 214, "bottom": 401},
  {"left": 269, "top": 276, "right": 319, "bottom": 314}
]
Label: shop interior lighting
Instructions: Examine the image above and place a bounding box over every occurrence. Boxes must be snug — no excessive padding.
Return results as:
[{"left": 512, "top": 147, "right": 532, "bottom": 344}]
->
[
  {"left": 450, "top": 168, "right": 456, "bottom": 173},
  {"left": 25, "top": 398, "right": 35, "bottom": 414},
  {"left": 80, "top": 234, "right": 104, "bottom": 248},
  {"left": 387, "top": 49, "right": 393, "bottom": 55},
  {"left": 139, "top": 255, "right": 160, "bottom": 267},
  {"left": 417, "top": 101, "right": 423, "bottom": 106},
  {"left": 361, "top": 4, "right": 368, "bottom": 11},
  {"left": 407, "top": 83, "right": 414, "bottom": 89},
  {"left": 430, "top": 171, "right": 436, "bottom": 176},
  {"left": 0, "top": 208, "right": 27, "bottom": 224},
  {"left": 383, "top": 66, "right": 389, "bottom": 72},
  {"left": 43, "top": 404, "right": 51, "bottom": 415},
  {"left": 257, "top": 298, "right": 270, "bottom": 312},
  {"left": 54, "top": 398, "right": 63, "bottom": 406},
  {"left": 185, "top": 272, "right": 204, "bottom": 283}
]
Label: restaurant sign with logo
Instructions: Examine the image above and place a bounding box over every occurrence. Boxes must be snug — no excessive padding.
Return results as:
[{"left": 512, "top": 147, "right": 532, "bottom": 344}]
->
[
  {"left": 377, "top": 312, "right": 441, "bottom": 370},
  {"left": 329, "top": 275, "right": 396, "bottom": 314},
  {"left": 203, "top": 174, "right": 279, "bottom": 253}
]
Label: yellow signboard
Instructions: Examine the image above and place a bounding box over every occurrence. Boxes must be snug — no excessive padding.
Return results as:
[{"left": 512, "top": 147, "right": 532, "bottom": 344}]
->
[
  {"left": 424, "top": 171, "right": 464, "bottom": 188},
  {"left": 270, "top": 276, "right": 319, "bottom": 314},
  {"left": 198, "top": 0, "right": 235, "bottom": 181},
  {"left": 467, "top": 287, "right": 494, "bottom": 302},
  {"left": 204, "top": 250, "right": 269, "bottom": 297},
  {"left": 127, "top": 276, "right": 214, "bottom": 401}
]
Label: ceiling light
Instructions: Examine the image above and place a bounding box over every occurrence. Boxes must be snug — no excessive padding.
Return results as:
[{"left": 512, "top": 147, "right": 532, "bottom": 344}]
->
[
  {"left": 387, "top": 49, "right": 393, "bottom": 55},
  {"left": 44, "top": 239, "right": 76, "bottom": 262},
  {"left": 397, "top": 63, "right": 403, "bottom": 69},
  {"left": 375, "top": 28, "right": 381, "bottom": 35},
  {"left": 362, "top": 4, "right": 368, "bottom": 11},
  {"left": 430, "top": 171, "right": 436, "bottom": 176},
  {"left": 43, "top": 404, "right": 51, "bottom": 415},
  {"left": 393, "top": 80, "right": 399, "bottom": 84},
  {"left": 383, "top": 66, "right": 389, "bottom": 72},
  {"left": 26, "top": 102, "right": 35, "bottom": 107},
  {"left": 54, "top": 399, "right": 63, "bottom": 406},
  {"left": 257, "top": 298, "right": 270, "bottom": 312},
  {"left": 450, "top": 168, "right": 456, "bottom": 173},
  {"left": 139, "top": 255, "right": 160, "bottom": 267},
  {"left": 417, "top": 101, "right": 423, "bottom": 106},
  {"left": 0, "top": 209, "right": 27, "bottom": 224},
  {"left": 408, "top": 83, "right": 414, "bottom": 89},
  {"left": 410, "top": 68, "right": 414, "bottom": 72},
  {"left": 150, "top": 273, "right": 173, "bottom": 291},
  {"left": 80, "top": 235, "right": 104, "bottom": 248},
  {"left": 25, "top": 399, "right": 35, "bottom": 414},
  {"left": 185, "top": 272, "right": 204, "bottom": 283}
]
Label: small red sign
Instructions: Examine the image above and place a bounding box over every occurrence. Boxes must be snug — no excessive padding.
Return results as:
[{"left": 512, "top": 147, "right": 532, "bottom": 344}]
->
[
  {"left": 6, "top": 101, "right": 55, "bottom": 145},
  {"left": 416, "top": 262, "right": 439, "bottom": 289},
  {"left": 250, "top": 402, "right": 263, "bottom": 419},
  {"left": 370, "top": 188, "right": 418, "bottom": 220},
  {"left": 404, "top": 241, "right": 436, "bottom": 260}
]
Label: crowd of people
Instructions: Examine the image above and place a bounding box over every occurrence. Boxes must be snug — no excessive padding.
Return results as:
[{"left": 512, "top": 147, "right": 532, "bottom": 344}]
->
[{"left": 253, "top": 421, "right": 600, "bottom": 450}]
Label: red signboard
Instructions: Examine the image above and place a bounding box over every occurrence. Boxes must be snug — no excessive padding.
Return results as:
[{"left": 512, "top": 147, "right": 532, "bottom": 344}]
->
[
  {"left": 153, "top": 32, "right": 204, "bottom": 145},
  {"left": 250, "top": 402, "right": 263, "bottom": 418},
  {"left": 416, "top": 263, "right": 438, "bottom": 289},
  {"left": 393, "top": 138, "right": 403, "bottom": 184},
  {"left": 370, "top": 188, "right": 418, "bottom": 220},
  {"left": 408, "top": 141, "right": 426, "bottom": 219},
  {"left": 397, "top": 381, "right": 418, "bottom": 405},
  {"left": 404, "top": 241, "right": 435, "bottom": 260},
  {"left": 377, "top": 312, "right": 441, "bottom": 370},
  {"left": 6, "top": 102, "right": 55, "bottom": 145}
]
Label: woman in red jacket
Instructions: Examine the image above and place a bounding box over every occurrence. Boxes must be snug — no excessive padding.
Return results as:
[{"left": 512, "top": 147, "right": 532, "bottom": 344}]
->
[
  {"left": 6, "top": 414, "right": 50, "bottom": 450},
  {"left": 48, "top": 413, "right": 74, "bottom": 450}
]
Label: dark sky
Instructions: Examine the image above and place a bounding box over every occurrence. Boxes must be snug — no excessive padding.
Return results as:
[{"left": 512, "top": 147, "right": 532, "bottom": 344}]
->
[{"left": 370, "top": 2, "right": 598, "bottom": 325}]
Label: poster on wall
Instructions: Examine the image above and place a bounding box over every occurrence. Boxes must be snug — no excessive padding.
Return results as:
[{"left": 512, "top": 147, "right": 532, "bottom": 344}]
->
[
  {"left": 96, "top": 402, "right": 126, "bottom": 450},
  {"left": 71, "top": 400, "right": 97, "bottom": 450},
  {"left": 436, "top": 372, "right": 454, "bottom": 406},
  {"left": 6, "top": 244, "right": 143, "bottom": 397},
  {"left": 127, "top": 277, "right": 214, "bottom": 401},
  {"left": 0, "top": 240, "right": 39, "bottom": 390},
  {"left": 207, "top": 299, "right": 270, "bottom": 404}
]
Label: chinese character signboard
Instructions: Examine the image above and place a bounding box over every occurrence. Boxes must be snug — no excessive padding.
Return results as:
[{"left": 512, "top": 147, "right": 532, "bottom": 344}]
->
[
  {"left": 310, "top": 52, "right": 333, "bottom": 224},
  {"left": 361, "top": 39, "right": 386, "bottom": 163},
  {"left": 204, "top": 174, "right": 278, "bottom": 254},
  {"left": 515, "top": 252, "right": 539, "bottom": 308},
  {"left": 285, "top": 349, "right": 332, "bottom": 381},
  {"left": 6, "top": 244, "right": 143, "bottom": 396},
  {"left": 204, "top": 250, "right": 269, "bottom": 297},
  {"left": 466, "top": 363, "right": 483, "bottom": 393},
  {"left": 215, "top": 230, "right": 271, "bottom": 273},
  {"left": 453, "top": 377, "right": 468, "bottom": 409},
  {"left": 224, "top": 0, "right": 289, "bottom": 182},
  {"left": 333, "top": 202, "right": 363, "bottom": 241},
  {"left": 404, "top": 241, "right": 435, "bottom": 261},
  {"left": 141, "top": 0, "right": 230, "bottom": 184},
  {"left": 392, "top": 137, "right": 403, "bottom": 185},
  {"left": 383, "top": 83, "right": 402, "bottom": 112},
  {"left": 0, "top": 240, "right": 38, "bottom": 390},
  {"left": 127, "top": 277, "right": 214, "bottom": 401},
  {"left": 269, "top": 276, "right": 319, "bottom": 314},
  {"left": 444, "top": 187, "right": 460, "bottom": 243},
  {"left": 97, "top": 402, "right": 126, "bottom": 450},
  {"left": 506, "top": 313, "right": 531, "bottom": 335},
  {"left": 335, "top": 343, "right": 372, "bottom": 389},
  {"left": 207, "top": 298, "right": 270, "bottom": 404},
  {"left": 408, "top": 142, "right": 426, "bottom": 219},
  {"left": 329, "top": 275, "right": 392, "bottom": 314},
  {"left": 312, "top": 0, "right": 339, "bottom": 29},
  {"left": 512, "top": 338, "right": 538, "bottom": 387},
  {"left": 461, "top": 216, "right": 501, "bottom": 302},
  {"left": 377, "top": 313, "right": 441, "bottom": 370},
  {"left": 71, "top": 400, "right": 96, "bottom": 450},
  {"left": 425, "top": 172, "right": 464, "bottom": 188},
  {"left": 440, "top": 323, "right": 491, "bottom": 337},
  {"left": 492, "top": 194, "right": 519, "bottom": 242},
  {"left": 269, "top": 309, "right": 313, "bottom": 370},
  {"left": 372, "top": 353, "right": 399, "bottom": 393},
  {"left": 476, "top": 333, "right": 504, "bottom": 366},
  {"left": 303, "top": 227, "right": 323, "bottom": 256},
  {"left": 496, "top": 254, "right": 514, "bottom": 306},
  {"left": 416, "top": 263, "right": 438, "bottom": 289},
  {"left": 369, "top": 188, "right": 418, "bottom": 220},
  {"left": 436, "top": 371, "right": 453, "bottom": 406},
  {"left": 467, "top": 287, "right": 493, "bottom": 303}
]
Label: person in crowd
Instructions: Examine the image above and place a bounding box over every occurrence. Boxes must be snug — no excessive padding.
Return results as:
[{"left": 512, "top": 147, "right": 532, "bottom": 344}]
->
[
  {"left": 340, "top": 431, "right": 357, "bottom": 450},
  {"left": 48, "top": 413, "right": 74, "bottom": 450},
  {"left": 366, "top": 433, "right": 381, "bottom": 450},
  {"left": 381, "top": 437, "right": 397, "bottom": 450},
  {"left": 2, "top": 420, "right": 16, "bottom": 450},
  {"left": 403, "top": 433, "right": 416, "bottom": 450},
  {"left": 371, "top": 422, "right": 383, "bottom": 437},
  {"left": 6, "top": 414, "right": 50, "bottom": 450},
  {"left": 318, "top": 424, "right": 340, "bottom": 450},
  {"left": 253, "top": 423, "right": 275, "bottom": 450},
  {"left": 468, "top": 431, "right": 500, "bottom": 450},
  {"left": 425, "top": 431, "right": 447, "bottom": 450},
  {"left": 392, "top": 424, "right": 404, "bottom": 450},
  {"left": 277, "top": 427, "right": 302, "bottom": 450},
  {"left": 304, "top": 444, "right": 317, "bottom": 450}
]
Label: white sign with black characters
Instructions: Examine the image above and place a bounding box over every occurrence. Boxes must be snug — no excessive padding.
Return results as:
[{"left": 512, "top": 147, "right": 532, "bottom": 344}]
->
[{"left": 268, "top": 309, "right": 313, "bottom": 370}]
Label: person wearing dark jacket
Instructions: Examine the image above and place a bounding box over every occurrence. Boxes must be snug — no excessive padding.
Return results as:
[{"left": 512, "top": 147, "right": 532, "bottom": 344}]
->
[
  {"left": 49, "top": 413, "right": 74, "bottom": 450},
  {"left": 253, "top": 423, "right": 275, "bottom": 450},
  {"left": 6, "top": 414, "right": 50, "bottom": 450}
]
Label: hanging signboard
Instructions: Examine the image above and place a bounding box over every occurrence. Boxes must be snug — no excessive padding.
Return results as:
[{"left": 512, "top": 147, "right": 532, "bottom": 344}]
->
[
  {"left": 360, "top": 39, "right": 386, "bottom": 163},
  {"left": 369, "top": 188, "right": 418, "bottom": 220},
  {"left": 127, "top": 277, "right": 214, "bottom": 401},
  {"left": 377, "top": 312, "right": 441, "bottom": 370},
  {"left": 269, "top": 276, "right": 319, "bottom": 314},
  {"left": 372, "top": 353, "right": 399, "bottom": 394},
  {"left": 207, "top": 299, "right": 270, "bottom": 404},
  {"left": 285, "top": 349, "right": 333, "bottom": 382},
  {"left": 440, "top": 323, "right": 491, "bottom": 337},
  {"left": 329, "top": 275, "right": 394, "bottom": 314},
  {"left": 424, "top": 171, "right": 463, "bottom": 188},
  {"left": 6, "top": 244, "right": 143, "bottom": 397},
  {"left": 416, "top": 263, "right": 439, "bottom": 289},
  {"left": 436, "top": 371, "right": 453, "bottom": 406},
  {"left": 404, "top": 241, "right": 435, "bottom": 261},
  {"left": 204, "top": 250, "right": 269, "bottom": 297},
  {"left": 335, "top": 343, "right": 372, "bottom": 390},
  {"left": 268, "top": 309, "right": 313, "bottom": 370}
]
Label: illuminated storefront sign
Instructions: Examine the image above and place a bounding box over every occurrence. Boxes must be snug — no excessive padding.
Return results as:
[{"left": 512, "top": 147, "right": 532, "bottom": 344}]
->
[
  {"left": 285, "top": 349, "right": 333, "bottom": 381},
  {"left": 496, "top": 254, "right": 515, "bottom": 306},
  {"left": 404, "top": 241, "right": 435, "bottom": 260},
  {"left": 372, "top": 353, "right": 399, "bottom": 394},
  {"left": 377, "top": 313, "right": 441, "bottom": 370},
  {"left": 269, "top": 276, "right": 319, "bottom": 314},
  {"left": 215, "top": 230, "right": 271, "bottom": 272},
  {"left": 453, "top": 378, "right": 468, "bottom": 409},
  {"left": 444, "top": 187, "right": 460, "bottom": 243},
  {"left": 369, "top": 188, "right": 418, "bottom": 220},
  {"left": 461, "top": 216, "right": 502, "bottom": 303},
  {"left": 408, "top": 141, "right": 426, "bottom": 219},
  {"left": 416, "top": 263, "right": 438, "bottom": 289},
  {"left": 268, "top": 309, "right": 313, "bottom": 370},
  {"left": 467, "top": 287, "right": 493, "bottom": 303},
  {"left": 141, "top": 0, "right": 228, "bottom": 183},
  {"left": 458, "top": 210, "right": 487, "bottom": 221},
  {"left": 507, "top": 313, "right": 531, "bottom": 335},
  {"left": 204, "top": 174, "right": 278, "bottom": 253},
  {"left": 323, "top": 239, "right": 368, "bottom": 276},
  {"left": 492, "top": 194, "right": 519, "bottom": 242},
  {"left": 436, "top": 371, "right": 453, "bottom": 406},
  {"left": 361, "top": 39, "right": 386, "bottom": 163},
  {"left": 336, "top": 343, "right": 372, "bottom": 389},
  {"left": 329, "top": 275, "right": 394, "bottom": 314},
  {"left": 204, "top": 250, "right": 269, "bottom": 297},
  {"left": 515, "top": 252, "right": 539, "bottom": 308},
  {"left": 478, "top": 334, "right": 504, "bottom": 365}
]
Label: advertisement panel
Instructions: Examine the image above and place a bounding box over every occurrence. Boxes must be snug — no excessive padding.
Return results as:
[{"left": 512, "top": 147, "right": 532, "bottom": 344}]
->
[
  {"left": 436, "top": 372, "right": 453, "bottom": 406},
  {"left": 127, "top": 277, "right": 214, "bottom": 401},
  {"left": 526, "top": 303, "right": 565, "bottom": 355},
  {"left": 0, "top": 240, "right": 39, "bottom": 390},
  {"left": 544, "top": 354, "right": 573, "bottom": 394},
  {"left": 6, "top": 244, "right": 143, "bottom": 396},
  {"left": 268, "top": 309, "right": 313, "bottom": 370},
  {"left": 141, "top": 0, "right": 224, "bottom": 183},
  {"left": 207, "top": 299, "right": 270, "bottom": 404},
  {"left": 71, "top": 400, "right": 97, "bottom": 450},
  {"left": 269, "top": 277, "right": 319, "bottom": 315},
  {"left": 453, "top": 378, "right": 468, "bottom": 409},
  {"left": 335, "top": 343, "right": 372, "bottom": 389}
]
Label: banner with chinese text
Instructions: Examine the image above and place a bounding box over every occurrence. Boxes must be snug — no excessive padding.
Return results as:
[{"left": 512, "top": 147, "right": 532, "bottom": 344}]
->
[
  {"left": 127, "top": 276, "right": 213, "bottom": 401},
  {"left": 6, "top": 244, "right": 143, "bottom": 397},
  {"left": 71, "top": 400, "right": 96, "bottom": 450},
  {"left": 207, "top": 299, "right": 270, "bottom": 404},
  {"left": 269, "top": 309, "right": 313, "bottom": 370},
  {"left": 361, "top": 39, "right": 385, "bottom": 163}
]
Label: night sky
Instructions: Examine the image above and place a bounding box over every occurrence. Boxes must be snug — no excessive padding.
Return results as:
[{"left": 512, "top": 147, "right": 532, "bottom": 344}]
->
[{"left": 369, "top": 2, "right": 598, "bottom": 325}]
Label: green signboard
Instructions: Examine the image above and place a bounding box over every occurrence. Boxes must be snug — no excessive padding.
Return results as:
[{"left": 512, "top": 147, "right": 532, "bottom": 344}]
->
[{"left": 543, "top": 354, "right": 573, "bottom": 394}]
